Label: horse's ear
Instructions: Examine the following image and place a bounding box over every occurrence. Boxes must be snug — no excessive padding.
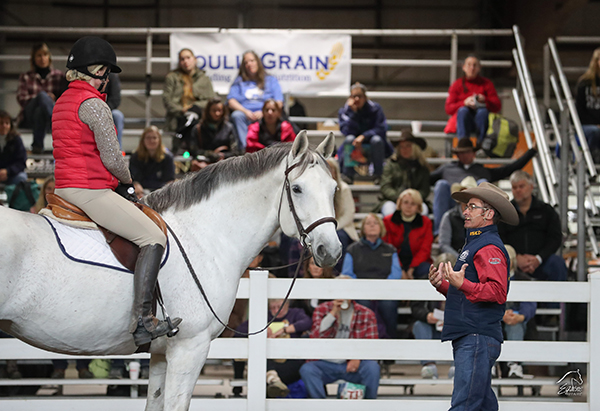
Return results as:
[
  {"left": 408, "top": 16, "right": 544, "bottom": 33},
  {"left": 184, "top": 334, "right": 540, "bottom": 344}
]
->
[
  {"left": 316, "top": 132, "right": 335, "bottom": 159},
  {"left": 290, "top": 130, "right": 309, "bottom": 159}
]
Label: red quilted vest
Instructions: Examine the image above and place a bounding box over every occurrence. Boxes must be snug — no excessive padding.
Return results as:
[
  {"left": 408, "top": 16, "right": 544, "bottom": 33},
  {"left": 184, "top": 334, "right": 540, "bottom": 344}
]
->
[{"left": 52, "top": 80, "right": 118, "bottom": 190}]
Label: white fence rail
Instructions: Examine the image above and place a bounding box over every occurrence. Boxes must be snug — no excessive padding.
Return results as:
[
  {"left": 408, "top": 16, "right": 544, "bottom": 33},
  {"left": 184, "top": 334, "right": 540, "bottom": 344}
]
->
[{"left": 1, "top": 271, "right": 597, "bottom": 410}]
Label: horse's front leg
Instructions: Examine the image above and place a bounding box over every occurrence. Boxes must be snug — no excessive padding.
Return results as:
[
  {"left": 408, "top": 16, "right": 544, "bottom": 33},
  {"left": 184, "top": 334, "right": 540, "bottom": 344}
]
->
[
  {"left": 146, "top": 353, "right": 167, "bottom": 411},
  {"left": 163, "top": 337, "right": 211, "bottom": 411}
]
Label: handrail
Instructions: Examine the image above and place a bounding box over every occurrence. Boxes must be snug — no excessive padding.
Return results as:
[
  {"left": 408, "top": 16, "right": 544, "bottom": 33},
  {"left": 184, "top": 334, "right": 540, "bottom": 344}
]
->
[
  {"left": 547, "top": 38, "right": 597, "bottom": 177},
  {"left": 512, "top": 45, "right": 558, "bottom": 205}
]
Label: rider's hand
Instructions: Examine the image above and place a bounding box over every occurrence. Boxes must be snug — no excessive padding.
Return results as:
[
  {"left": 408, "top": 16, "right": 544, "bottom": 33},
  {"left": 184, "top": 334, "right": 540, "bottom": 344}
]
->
[{"left": 115, "top": 183, "right": 138, "bottom": 203}]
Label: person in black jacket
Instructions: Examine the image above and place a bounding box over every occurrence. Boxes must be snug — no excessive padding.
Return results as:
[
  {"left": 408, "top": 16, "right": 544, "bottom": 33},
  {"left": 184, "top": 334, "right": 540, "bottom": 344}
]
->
[
  {"left": 498, "top": 170, "right": 567, "bottom": 282},
  {"left": 0, "top": 110, "right": 28, "bottom": 186},
  {"left": 575, "top": 48, "right": 600, "bottom": 162},
  {"left": 129, "top": 125, "right": 175, "bottom": 192},
  {"left": 189, "top": 97, "right": 239, "bottom": 169}
]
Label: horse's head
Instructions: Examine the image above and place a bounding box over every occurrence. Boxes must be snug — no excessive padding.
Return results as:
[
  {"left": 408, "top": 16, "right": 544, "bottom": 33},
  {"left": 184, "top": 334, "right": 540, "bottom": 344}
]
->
[{"left": 279, "top": 131, "right": 342, "bottom": 267}]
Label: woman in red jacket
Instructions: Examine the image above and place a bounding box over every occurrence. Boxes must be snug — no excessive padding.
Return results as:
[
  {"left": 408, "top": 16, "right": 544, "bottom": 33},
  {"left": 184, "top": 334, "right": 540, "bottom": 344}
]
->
[
  {"left": 444, "top": 55, "right": 501, "bottom": 142},
  {"left": 245, "top": 99, "right": 296, "bottom": 153},
  {"left": 51, "top": 36, "right": 181, "bottom": 346},
  {"left": 383, "top": 188, "right": 433, "bottom": 279}
]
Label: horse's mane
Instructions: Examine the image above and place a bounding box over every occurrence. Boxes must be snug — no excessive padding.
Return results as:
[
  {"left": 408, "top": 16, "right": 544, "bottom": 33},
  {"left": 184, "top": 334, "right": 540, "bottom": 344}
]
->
[{"left": 145, "top": 143, "right": 324, "bottom": 213}]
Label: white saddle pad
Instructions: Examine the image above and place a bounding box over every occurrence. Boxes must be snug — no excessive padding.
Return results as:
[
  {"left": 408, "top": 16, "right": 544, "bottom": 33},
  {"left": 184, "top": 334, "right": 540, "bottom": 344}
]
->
[{"left": 43, "top": 216, "right": 169, "bottom": 273}]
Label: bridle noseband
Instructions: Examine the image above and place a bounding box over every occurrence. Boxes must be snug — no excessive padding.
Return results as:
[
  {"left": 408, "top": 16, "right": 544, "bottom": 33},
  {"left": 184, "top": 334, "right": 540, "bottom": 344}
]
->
[{"left": 279, "top": 160, "right": 338, "bottom": 249}]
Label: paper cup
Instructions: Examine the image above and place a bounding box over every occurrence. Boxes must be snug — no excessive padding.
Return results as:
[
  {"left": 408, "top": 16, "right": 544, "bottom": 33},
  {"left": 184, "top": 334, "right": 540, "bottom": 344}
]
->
[
  {"left": 129, "top": 361, "right": 141, "bottom": 380},
  {"left": 411, "top": 121, "right": 422, "bottom": 134}
]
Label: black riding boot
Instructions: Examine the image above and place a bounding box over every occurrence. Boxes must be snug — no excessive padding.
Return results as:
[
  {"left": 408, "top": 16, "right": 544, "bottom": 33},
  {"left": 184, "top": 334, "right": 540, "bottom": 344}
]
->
[{"left": 129, "top": 244, "right": 182, "bottom": 346}]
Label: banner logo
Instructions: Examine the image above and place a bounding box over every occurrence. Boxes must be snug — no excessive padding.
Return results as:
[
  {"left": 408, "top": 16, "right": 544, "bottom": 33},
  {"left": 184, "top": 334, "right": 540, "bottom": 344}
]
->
[{"left": 316, "top": 42, "right": 344, "bottom": 80}]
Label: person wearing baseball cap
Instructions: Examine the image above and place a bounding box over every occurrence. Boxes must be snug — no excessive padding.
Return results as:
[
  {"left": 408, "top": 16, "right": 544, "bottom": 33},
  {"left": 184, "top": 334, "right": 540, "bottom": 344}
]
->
[
  {"left": 52, "top": 36, "right": 181, "bottom": 346},
  {"left": 428, "top": 182, "right": 517, "bottom": 411}
]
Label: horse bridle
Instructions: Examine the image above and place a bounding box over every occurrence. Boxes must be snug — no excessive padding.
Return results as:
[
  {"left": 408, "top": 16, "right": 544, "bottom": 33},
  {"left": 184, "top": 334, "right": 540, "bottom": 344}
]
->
[
  {"left": 279, "top": 159, "right": 338, "bottom": 249},
  {"left": 166, "top": 157, "right": 338, "bottom": 337}
]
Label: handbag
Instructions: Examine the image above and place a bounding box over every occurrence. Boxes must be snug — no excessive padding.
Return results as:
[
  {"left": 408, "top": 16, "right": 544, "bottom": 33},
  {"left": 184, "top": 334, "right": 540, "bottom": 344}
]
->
[{"left": 4, "top": 181, "right": 40, "bottom": 211}]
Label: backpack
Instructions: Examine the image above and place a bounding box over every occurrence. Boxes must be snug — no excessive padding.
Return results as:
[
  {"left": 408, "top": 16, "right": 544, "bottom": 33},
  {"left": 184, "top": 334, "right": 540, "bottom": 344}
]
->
[
  {"left": 481, "top": 113, "right": 519, "bottom": 158},
  {"left": 4, "top": 181, "right": 40, "bottom": 211}
]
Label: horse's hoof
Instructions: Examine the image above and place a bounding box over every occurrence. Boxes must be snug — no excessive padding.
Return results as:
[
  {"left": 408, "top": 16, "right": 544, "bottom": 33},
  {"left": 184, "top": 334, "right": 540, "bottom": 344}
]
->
[{"left": 167, "top": 327, "right": 179, "bottom": 338}]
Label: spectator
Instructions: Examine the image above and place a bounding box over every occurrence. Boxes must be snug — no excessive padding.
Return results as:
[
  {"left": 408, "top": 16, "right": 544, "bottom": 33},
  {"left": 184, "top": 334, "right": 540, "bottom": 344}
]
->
[
  {"left": 235, "top": 298, "right": 312, "bottom": 398},
  {"left": 383, "top": 189, "right": 433, "bottom": 280},
  {"left": 430, "top": 138, "right": 537, "bottom": 235},
  {"left": 30, "top": 174, "right": 55, "bottom": 214},
  {"left": 227, "top": 50, "right": 283, "bottom": 150},
  {"left": 51, "top": 360, "right": 93, "bottom": 379},
  {"left": 438, "top": 176, "right": 477, "bottom": 258},
  {"left": 337, "top": 82, "right": 393, "bottom": 184},
  {"left": 377, "top": 130, "right": 430, "bottom": 216},
  {"left": 189, "top": 97, "right": 239, "bottom": 167},
  {"left": 106, "top": 73, "right": 124, "bottom": 149},
  {"left": 0, "top": 110, "right": 28, "bottom": 186},
  {"left": 497, "top": 170, "right": 567, "bottom": 282},
  {"left": 342, "top": 213, "right": 402, "bottom": 339},
  {"left": 428, "top": 182, "right": 518, "bottom": 411},
  {"left": 410, "top": 298, "right": 447, "bottom": 379},
  {"left": 444, "top": 54, "right": 501, "bottom": 143},
  {"left": 501, "top": 244, "right": 537, "bottom": 379},
  {"left": 16, "top": 43, "right": 66, "bottom": 154},
  {"left": 299, "top": 279, "right": 380, "bottom": 399},
  {"left": 326, "top": 158, "right": 359, "bottom": 270},
  {"left": 246, "top": 99, "right": 295, "bottom": 153},
  {"left": 575, "top": 47, "right": 600, "bottom": 163},
  {"left": 163, "top": 48, "right": 215, "bottom": 154},
  {"left": 289, "top": 256, "right": 335, "bottom": 318},
  {"left": 129, "top": 126, "right": 175, "bottom": 191}
]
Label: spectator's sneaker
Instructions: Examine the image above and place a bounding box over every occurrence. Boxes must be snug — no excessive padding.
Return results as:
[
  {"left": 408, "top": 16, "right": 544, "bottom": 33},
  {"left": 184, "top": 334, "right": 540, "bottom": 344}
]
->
[
  {"left": 448, "top": 366, "right": 455, "bottom": 379},
  {"left": 266, "top": 370, "right": 289, "bottom": 398},
  {"left": 109, "top": 367, "right": 125, "bottom": 379},
  {"left": 51, "top": 369, "right": 65, "bottom": 379},
  {"left": 508, "top": 362, "right": 524, "bottom": 379},
  {"left": 421, "top": 364, "right": 438, "bottom": 379}
]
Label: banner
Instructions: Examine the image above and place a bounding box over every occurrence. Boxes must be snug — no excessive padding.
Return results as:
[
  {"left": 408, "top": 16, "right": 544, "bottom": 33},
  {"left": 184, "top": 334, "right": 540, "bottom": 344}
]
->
[{"left": 169, "top": 32, "right": 352, "bottom": 96}]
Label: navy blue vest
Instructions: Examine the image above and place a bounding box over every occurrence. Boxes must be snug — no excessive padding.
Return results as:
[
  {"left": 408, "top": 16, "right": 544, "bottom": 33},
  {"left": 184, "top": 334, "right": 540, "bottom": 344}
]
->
[{"left": 441, "top": 224, "right": 510, "bottom": 343}]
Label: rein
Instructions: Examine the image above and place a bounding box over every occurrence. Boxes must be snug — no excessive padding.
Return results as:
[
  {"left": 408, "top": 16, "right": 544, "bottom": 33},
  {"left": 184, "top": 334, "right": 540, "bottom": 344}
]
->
[{"left": 167, "top": 158, "right": 337, "bottom": 336}]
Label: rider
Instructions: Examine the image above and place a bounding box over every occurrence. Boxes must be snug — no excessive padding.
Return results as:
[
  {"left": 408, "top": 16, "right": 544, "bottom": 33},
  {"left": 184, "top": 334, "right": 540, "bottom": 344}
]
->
[{"left": 51, "top": 36, "right": 182, "bottom": 346}]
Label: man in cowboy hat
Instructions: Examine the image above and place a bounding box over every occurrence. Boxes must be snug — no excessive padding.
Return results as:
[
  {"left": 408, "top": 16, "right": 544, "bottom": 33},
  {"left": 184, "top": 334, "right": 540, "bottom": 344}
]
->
[
  {"left": 430, "top": 138, "right": 537, "bottom": 235},
  {"left": 428, "top": 182, "right": 518, "bottom": 411}
]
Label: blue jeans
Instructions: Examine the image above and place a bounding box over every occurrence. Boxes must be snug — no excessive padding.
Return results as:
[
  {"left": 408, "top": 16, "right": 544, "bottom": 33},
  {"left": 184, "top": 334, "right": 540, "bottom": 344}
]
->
[
  {"left": 339, "top": 134, "right": 385, "bottom": 179},
  {"left": 23, "top": 91, "right": 54, "bottom": 150},
  {"left": 413, "top": 320, "right": 442, "bottom": 365},
  {"left": 53, "top": 359, "right": 90, "bottom": 371},
  {"left": 356, "top": 299, "right": 398, "bottom": 339},
  {"left": 450, "top": 334, "right": 501, "bottom": 411},
  {"left": 412, "top": 262, "right": 432, "bottom": 279},
  {"left": 300, "top": 360, "right": 380, "bottom": 399},
  {"left": 112, "top": 109, "right": 124, "bottom": 149},
  {"left": 532, "top": 254, "right": 568, "bottom": 282},
  {"left": 456, "top": 106, "right": 489, "bottom": 142},
  {"left": 230, "top": 110, "right": 253, "bottom": 150},
  {"left": 504, "top": 322, "right": 527, "bottom": 341}
]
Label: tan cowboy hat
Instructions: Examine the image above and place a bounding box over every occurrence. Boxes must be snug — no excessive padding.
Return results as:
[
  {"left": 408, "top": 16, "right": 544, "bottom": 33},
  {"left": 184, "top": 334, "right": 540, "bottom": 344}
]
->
[
  {"left": 397, "top": 129, "right": 427, "bottom": 150},
  {"left": 451, "top": 138, "right": 477, "bottom": 153},
  {"left": 451, "top": 182, "right": 519, "bottom": 225},
  {"left": 450, "top": 176, "right": 477, "bottom": 196}
]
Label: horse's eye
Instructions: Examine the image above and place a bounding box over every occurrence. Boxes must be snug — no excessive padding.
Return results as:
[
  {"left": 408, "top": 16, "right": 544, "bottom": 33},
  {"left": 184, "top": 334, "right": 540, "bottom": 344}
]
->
[{"left": 292, "top": 185, "right": 302, "bottom": 194}]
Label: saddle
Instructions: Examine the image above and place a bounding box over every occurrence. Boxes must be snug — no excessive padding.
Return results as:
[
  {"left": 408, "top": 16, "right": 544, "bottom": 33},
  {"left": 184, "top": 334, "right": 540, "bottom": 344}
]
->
[{"left": 44, "top": 193, "right": 167, "bottom": 272}]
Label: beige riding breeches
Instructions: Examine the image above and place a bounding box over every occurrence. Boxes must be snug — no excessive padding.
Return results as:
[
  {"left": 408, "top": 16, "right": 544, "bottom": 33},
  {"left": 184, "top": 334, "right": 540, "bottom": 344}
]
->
[{"left": 55, "top": 188, "right": 166, "bottom": 248}]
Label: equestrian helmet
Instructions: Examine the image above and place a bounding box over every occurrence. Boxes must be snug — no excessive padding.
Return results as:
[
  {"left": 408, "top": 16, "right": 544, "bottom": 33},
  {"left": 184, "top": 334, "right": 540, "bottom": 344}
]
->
[{"left": 67, "top": 36, "right": 122, "bottom": 73}]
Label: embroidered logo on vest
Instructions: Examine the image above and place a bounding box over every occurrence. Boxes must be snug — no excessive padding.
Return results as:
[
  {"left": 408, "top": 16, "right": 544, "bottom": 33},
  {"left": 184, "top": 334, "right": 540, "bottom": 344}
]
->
[
  {"left": 459, "top": 250, "right": 469, "bottom": 262},
  {"left": 489, "top": 257, "right": 501, "bottom": 265},
  {"left": 469, "top": 230, "right": 482, "bottom": 236}
]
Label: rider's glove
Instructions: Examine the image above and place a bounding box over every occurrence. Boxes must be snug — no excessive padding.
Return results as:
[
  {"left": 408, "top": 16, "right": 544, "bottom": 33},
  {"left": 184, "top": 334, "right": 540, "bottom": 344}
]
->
[{"left": 115, "top": 183, "right": 138, "bottom": 203}]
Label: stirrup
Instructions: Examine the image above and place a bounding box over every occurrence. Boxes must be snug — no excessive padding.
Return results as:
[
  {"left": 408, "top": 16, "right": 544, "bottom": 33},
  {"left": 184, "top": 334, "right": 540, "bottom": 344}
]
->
[{"left": 132, "top": 317, "right": 182, "bottom": 346}]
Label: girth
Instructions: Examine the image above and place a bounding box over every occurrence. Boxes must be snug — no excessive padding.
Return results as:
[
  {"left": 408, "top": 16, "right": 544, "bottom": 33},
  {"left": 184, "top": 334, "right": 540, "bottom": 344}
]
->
[{"left": 44, "top": 193, "right": 167, "bottom": 272}]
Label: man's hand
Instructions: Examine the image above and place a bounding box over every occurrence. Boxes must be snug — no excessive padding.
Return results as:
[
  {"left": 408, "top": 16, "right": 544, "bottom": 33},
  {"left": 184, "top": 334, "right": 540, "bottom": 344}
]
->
[
  {"left": 330, "top": 299, "right": 344, "bottom": 317},
  {"left": 347, "top": 97, "right": 357, "bottom": 112},
  {"left": 0, "top": 169, "right": 7, "bottom": 182},
  {"left": 426, "top": 312, "right": 438, "bottom": 325},
  {"left": 517, "top": 254, "right": 539, "bottom": 273},
  {"left": 444, "top": 262, "right": 467, "bottom": 289},
  {"left": 503, "top": 309, "right": 525, "bottom": 326},
  {"left": 428, "top": 262, "right": 444, "bottom": 288},
  {"left": 352, "top": 135, "right": 365, "bottom": 147},
  {"left": 346, "top": 359, "right": 361, "bottom": 373}
]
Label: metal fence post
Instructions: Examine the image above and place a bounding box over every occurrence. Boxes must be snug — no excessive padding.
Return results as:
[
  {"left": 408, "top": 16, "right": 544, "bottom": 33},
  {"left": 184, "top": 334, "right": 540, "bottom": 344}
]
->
[
  {"left": 247, "top": 270, "right": 268, "bottom": 410},
  {"left": 589, "top": 272, "right": 600, "bottom": 409}
]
